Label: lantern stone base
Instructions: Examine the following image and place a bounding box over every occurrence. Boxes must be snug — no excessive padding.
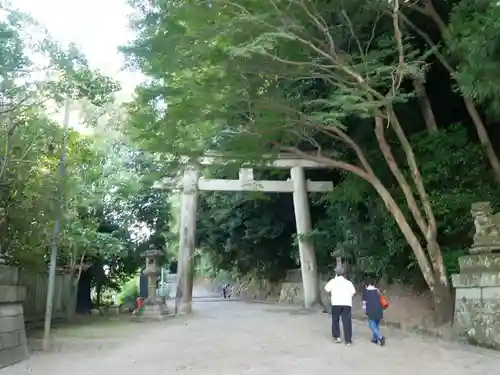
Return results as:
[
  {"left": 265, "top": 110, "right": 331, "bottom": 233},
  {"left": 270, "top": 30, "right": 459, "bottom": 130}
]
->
[
  {"left": 0, "top": 265, "right": 29, "bottom": 369},
  {"left": 451, "top": 253, "right": 500, "bottom": 349},
  {"left": 135, "top": 297, "right": 171, "bottom": 321}
]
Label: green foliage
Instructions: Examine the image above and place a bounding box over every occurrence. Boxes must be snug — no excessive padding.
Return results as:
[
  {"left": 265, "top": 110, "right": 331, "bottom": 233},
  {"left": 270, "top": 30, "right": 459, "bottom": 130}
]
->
[
  {"left": 313, "top": 125, "right": 500, "bottom": 283},
  {"left": 446, "top": 0, "right": 500, "bottom": 117},
  {"left": 116, "top": 277, "right": 139, "bottom": 306},
  {"left": 197, "top": 190, "right": 297, "bottom": 280}
]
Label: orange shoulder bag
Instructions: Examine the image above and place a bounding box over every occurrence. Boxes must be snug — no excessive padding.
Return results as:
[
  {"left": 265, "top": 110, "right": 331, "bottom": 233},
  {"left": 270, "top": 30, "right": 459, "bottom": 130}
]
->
[{"left": 380, "top": 294, "right": 389, "bottom": 310}]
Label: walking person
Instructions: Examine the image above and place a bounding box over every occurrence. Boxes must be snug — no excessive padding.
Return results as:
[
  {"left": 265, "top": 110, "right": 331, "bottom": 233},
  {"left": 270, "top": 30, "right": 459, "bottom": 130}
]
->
[
  {"left": 362, "top": 276, "right": 386, "bottom": 346},
  {"left": 324, "top": 267, "right": 356, "bottom": 346},
  {"left": 222, "top": 283, "right": 231, "bottom": 299}
]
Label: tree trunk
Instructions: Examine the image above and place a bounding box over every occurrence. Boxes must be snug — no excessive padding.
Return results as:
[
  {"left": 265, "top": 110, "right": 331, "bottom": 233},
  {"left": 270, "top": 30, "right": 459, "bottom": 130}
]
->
[
  {"left": 65, "top": 250, "right": 85, "bottom": 321},
  {"left": 432, "top": 276, "right": 454, "bottom": 324},
  {"left": 413, "top": 77, "right": 438, "bottom": 134},
  {"left": 426, "top": 239, "right": 449, "bottom": 287},
  {"left": 375, "top": 178, "right": 453, "bottom": 322},
  {"left": 374, "top": 114, "right": 453, "bottom": 322},
  {"left": 65, "top": 279, "right": 78, "bottom": 321},
  {"left": 96, "top": 283, "right": 103, "bottom": 306},
  {"left": 369, "top": 178, "right": 435, "bottom": 290}
]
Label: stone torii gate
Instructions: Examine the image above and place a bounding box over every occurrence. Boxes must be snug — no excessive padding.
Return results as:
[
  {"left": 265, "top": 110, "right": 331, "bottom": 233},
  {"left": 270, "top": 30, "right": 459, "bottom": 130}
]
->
[{"left": 175, "top": 155, "right": 333, "bottom": 313}]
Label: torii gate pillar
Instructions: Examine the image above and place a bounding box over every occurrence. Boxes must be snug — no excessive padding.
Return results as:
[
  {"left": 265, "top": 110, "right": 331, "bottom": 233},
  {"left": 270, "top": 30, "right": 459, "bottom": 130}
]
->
[
  {"left": 175, "top": 166, "right": 199, "bottom": 314},
  {"left": 291, "top": 166, "right": 320, "bottom": 308}
]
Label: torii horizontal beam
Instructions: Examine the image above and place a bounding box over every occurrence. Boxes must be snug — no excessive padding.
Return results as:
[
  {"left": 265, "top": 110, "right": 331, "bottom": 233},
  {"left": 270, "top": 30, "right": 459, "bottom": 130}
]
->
[
  {"left": 198, "top": 179, "right": 332, "bottom": 192},
  {"left": 198, "top": 167, "right": 332, "bottom": 192},
  {"left": 155, "top": 154, "right": 333, "bottom": 191}
]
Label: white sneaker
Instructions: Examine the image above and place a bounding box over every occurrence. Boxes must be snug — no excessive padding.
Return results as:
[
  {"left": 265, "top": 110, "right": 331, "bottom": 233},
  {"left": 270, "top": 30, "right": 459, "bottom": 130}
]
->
[{"left": 334, "top": 338, "right": 342, "bottom": 343}]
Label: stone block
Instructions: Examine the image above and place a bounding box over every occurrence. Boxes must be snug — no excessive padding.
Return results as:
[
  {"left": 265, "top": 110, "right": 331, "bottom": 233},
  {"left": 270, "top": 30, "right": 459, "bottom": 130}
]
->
[
  {"left": 454, "top": 311, "right": 477, "bottom": 336},
  {"left": 458, "top": 253, "right": 500, "bottom": 273},
  {"left": 0, "top": 266, "right": 28, "bottom": 368},
  {"left": 451, "top": 271, "right": 500, "bottom": 288},
  {"left": 278, "top": 281, "right": 330, "bottom": 308},
  {"left": 0, "top": 345, "right": 28, "bottom": 369},
  {"left": 320, "top": 282, "right": 330, "bottom": 307},
  {"left": 483, "top": 299, "right": 500, "bottom": 315},
  {"left": 0, "top": 330, "right": 27, "bottom": 351},
  {"left": 454, "top": 287, "right": 481, "bottom": 300},
  {"left": 480, "top": 314, "right": 500, "bottom": 346},
  {"left": 455, "top": 296, "right": 481, "bottom": 310},
  {"left": 0, "top": 266, "right": 19, "bottom": 286},
  {"left": 0, "top": 286, "right": 26, "bottom": 304},
  {"left": 279, "top": 282, "right": 304, "bottom": 305},
  {"left": 453, "top": 312, "right": 500, "bottom": 348},
  {"left": 482, "top": 286, "right": 500, "bottom": 299},
  {"left": 0, "top": 304, "right": 23, "bottom": 317},
  {"left": 0, "top": 315, "right": 25, "bottom": 334}
]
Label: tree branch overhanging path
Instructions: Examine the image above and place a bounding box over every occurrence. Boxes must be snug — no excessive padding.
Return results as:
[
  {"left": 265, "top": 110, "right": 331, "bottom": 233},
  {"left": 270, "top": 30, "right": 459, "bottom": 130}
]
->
[{"left": 245, "top": 0, "right": 451, "bottom": 321}]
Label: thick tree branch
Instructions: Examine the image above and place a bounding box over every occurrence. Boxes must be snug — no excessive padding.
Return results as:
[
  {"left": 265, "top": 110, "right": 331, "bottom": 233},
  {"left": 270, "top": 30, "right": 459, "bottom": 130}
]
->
[
  {"left": 391, "top": 0, "right": 405, "bottom": 91},
  {"left": 282, "top": 143, "right": 436, "bottom": 290},
  {"left": 374, "top": 115, "right": 429, "bottom": 236},
  {"left": 386, "top": 108, "right": 436, "bottom": 235}
]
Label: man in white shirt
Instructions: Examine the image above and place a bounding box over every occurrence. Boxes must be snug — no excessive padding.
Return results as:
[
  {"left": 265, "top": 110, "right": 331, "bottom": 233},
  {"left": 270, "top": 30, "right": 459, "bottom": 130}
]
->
[{"left": 324, "top": 267, "right": 356, "bottom": 345}]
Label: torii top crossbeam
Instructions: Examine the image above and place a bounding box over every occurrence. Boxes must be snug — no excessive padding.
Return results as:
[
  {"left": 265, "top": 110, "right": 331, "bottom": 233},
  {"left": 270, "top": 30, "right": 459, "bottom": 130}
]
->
[
  {"left": 198, "top": 152, "right": 328, "bottom": 169},
  {"left": 156, "top": 155, "right": 333, "bottom": 193}
]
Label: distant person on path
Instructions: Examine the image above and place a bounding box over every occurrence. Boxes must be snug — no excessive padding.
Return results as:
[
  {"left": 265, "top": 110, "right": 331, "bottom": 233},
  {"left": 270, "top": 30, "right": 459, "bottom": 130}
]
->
[
  {"left": 362, "top": 277, "right": 386, "bottom": 346},
  {"left": 324, "top": 267, "right": 356, "bottom": 346},
  {"left": 222, "top": 283, "right": 231, "bottom": 299}
]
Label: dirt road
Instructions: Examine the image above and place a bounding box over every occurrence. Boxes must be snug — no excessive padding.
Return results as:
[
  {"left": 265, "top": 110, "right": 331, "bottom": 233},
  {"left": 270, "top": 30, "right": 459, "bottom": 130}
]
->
[{"left": 3, "top": 288, "right": 498, "bottom": 375}]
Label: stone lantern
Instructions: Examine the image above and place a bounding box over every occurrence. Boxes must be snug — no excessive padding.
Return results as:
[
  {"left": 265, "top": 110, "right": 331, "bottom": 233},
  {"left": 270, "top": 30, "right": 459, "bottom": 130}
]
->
[
  {"left": 136, "top": 246, "right": 169, "bottom": 320},
  {"left": 331, "top": 248, "right": 345, "bottom": 272},
  {"left": 143, "top": 248, "right": 160, "bottom": 303}
]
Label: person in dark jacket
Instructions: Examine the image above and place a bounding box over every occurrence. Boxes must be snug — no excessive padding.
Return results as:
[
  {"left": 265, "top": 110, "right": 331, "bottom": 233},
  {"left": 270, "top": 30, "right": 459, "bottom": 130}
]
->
[
  {"left": 362, "top": 277, "right": 386, "bottom": 346},
  {"left": 222, "top": 283, "right": 231, "bottom": 299}
]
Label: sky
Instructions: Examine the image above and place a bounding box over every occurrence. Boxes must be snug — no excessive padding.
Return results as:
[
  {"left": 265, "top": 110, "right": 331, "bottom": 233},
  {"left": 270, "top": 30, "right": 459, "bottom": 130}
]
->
[
  {"left": 11, "top": 1, "right": 154, "bottom": 237},
  {"left": 12, "top": 0, "right": 144, "bottom": 108}
]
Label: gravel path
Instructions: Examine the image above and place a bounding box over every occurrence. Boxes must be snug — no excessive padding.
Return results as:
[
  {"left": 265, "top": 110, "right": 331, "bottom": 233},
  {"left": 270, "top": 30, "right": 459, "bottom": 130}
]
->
[{"left": 3, "top": 288, "right": 498, "bottom": 375}]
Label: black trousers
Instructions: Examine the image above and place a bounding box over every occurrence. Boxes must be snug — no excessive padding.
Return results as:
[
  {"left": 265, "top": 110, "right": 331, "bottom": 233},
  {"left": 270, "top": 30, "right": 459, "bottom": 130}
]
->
[{"left": 331, "top": 305, "right": 352, "bottom": 343}]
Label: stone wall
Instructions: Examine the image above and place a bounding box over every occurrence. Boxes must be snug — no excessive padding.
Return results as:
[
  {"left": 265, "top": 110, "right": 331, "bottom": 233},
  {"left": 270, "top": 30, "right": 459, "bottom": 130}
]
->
[
  {"left": 452, "top": 253, "right": 500, "bottom": 348},
  {"left": 0, "top": 265, "right": 28, "bottom": 368},
  {"left": 279, "top": 281, "right": 330, "bottom": 308}
]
